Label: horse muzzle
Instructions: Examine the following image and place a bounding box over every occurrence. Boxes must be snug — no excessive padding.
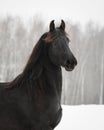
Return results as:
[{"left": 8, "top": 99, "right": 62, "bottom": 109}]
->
[{"left": 64, "top": 58, "right": 77, "bottom": 71}]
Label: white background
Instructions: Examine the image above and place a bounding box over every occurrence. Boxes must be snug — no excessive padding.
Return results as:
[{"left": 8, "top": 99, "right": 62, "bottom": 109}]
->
[{"left": 0, "top": 0, "right": 104, "bottom": 27}]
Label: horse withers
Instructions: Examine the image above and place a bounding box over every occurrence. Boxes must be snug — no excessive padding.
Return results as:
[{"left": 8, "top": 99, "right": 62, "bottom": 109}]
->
[{"left": 0, "top": 20, "right": 77, "bottom": 130}]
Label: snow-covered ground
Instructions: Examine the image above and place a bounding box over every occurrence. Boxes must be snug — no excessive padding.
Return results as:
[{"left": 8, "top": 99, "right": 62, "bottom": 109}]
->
[{"left": 56, "top": 105, "right": 104, "bottom": 130}]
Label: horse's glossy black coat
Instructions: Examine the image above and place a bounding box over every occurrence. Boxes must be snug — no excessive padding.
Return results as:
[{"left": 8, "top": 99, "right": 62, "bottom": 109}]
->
[{"left": 0, "top": 20, "right": 77, "bottom": 130}]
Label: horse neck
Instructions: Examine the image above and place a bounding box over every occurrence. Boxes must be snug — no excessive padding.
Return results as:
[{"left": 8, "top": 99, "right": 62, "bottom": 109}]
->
[{"left": 23, "top": 42, "right": 62, "bottom": 99}]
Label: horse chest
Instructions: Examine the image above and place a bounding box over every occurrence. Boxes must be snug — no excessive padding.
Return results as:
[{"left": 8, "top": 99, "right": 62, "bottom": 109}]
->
[
  {"left": 34, "top": 70, "right": 62, "bottom": 111},
  {"left": 33, "top": 85, "right": 60, "bottom": 113}
]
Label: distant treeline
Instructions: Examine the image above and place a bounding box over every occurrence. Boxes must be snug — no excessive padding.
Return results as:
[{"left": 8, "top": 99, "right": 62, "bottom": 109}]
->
[{"left": 0, "top": 16, "right": 104, "bottom": 105}]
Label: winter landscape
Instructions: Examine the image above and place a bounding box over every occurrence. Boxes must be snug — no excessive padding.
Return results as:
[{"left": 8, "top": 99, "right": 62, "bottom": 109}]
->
[
  {"left": 0, "top": 16, "right": 104, "bottom": 105},
  {"left": 0, "top": 0, "right": 104, "bottom": 129}
]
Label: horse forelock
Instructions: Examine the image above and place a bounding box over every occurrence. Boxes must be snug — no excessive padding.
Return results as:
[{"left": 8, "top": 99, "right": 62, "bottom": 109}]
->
[
  {"left": 43, "top": 32, "right": 56, "bottom": 43},
  {"left": 43, "top": 29, "right": 69, "bottom": 44}
]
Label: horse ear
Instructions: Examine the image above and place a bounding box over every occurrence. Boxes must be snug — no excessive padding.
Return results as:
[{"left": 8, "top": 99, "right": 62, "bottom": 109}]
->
[
  {"left": 50, "top": 20, "right": 55, "bottom": 32},
  {"left": 60, "top": 20, "right": 65, "bottom": 31}
]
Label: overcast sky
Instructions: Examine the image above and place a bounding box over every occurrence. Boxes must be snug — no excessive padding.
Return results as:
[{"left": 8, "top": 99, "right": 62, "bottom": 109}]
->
[{"left": 0, "top": 0, "right": 104, "bottom": 27}]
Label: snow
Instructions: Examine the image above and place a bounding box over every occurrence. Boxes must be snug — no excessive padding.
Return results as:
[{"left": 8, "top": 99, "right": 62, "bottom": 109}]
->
[{"left": 56, "top": 105, "right": 104, "bottom": 130}]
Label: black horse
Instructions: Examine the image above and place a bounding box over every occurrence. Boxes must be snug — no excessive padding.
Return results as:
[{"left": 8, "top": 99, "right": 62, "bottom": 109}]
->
[{"left": 0, "top": 20, "right": 77, "bottom": 130}]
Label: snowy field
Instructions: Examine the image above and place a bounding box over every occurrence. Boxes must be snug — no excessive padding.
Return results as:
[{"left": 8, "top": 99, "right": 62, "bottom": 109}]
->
[{"left": 56, "top": 105, "right": 104, "bottom": 130}]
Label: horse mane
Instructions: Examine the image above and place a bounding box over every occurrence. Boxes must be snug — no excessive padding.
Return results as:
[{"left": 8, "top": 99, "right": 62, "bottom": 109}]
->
[
  {"left": 5, "top": 32, "right": 48, "bottom": 89},
  {"left": 23, "top": 33, "right": 48, "bottom": 74}
]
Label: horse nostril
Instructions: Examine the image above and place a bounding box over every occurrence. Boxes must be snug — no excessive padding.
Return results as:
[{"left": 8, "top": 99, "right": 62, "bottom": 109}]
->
[
  {"left": 66, "top": 58, "right": 77, "bottom": 66},
  {"left": 66, "top": 60, "right": 70, "bottom": 66}
]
